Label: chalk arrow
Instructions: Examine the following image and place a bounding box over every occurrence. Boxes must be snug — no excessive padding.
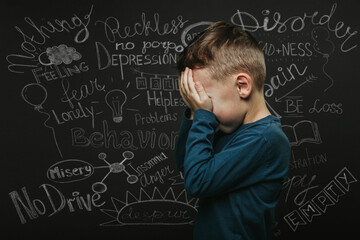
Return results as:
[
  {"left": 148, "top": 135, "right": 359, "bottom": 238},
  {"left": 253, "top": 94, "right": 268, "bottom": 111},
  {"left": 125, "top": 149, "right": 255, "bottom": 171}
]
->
[{"left": 275, "top": 74, "right": 317, "bottom": 102}]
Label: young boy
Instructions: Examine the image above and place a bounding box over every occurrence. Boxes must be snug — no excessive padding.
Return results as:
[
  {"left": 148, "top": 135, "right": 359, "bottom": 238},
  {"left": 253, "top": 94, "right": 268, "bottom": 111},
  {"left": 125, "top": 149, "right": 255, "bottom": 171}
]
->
[{"left": 175, "top": 21, "right": 291, "bottom": 239}]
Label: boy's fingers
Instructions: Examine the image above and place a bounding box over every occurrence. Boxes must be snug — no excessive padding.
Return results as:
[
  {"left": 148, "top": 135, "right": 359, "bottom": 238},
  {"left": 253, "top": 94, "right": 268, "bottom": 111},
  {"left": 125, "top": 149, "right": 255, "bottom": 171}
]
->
[
  {"left": 179, "top": 70, "right": 192, "bottom": 108},
  {"left": 179, "top": 71, "right": 184, "bottom": 94},
  {"left": 187, "top": 69, "right": 198, "bottom": 98},
  {"left": 180, "top": 70, "right": 189, "bottom": 97},
  {"left": 179, "top": 71, "right": 183, "bottom": 85},
  {"left": 182, "top": 68, "right": 190, "bottom": 94},
  {"left": 195, "top": 81, "right": 206, "bottom": 100}
]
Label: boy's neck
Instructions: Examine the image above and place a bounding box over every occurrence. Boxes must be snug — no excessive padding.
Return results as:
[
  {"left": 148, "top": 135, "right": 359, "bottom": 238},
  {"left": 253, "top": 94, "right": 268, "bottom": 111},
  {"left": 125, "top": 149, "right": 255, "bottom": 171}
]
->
[{"left": 242, "top": 92, "right": 271, "bottom": 124}]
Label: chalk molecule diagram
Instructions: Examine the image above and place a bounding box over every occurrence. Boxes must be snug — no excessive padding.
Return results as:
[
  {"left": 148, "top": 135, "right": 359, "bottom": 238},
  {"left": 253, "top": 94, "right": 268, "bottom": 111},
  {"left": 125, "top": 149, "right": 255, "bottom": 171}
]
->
[{"left": 92, "top": 151, "right": 138, "bottom": 193}]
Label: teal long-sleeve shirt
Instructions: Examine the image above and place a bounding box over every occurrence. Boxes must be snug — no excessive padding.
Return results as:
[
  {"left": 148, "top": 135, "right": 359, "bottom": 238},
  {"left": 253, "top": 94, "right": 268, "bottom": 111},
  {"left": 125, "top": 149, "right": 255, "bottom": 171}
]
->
[{"left": 175, "top": 109, "right": 291, "bottom": 240}]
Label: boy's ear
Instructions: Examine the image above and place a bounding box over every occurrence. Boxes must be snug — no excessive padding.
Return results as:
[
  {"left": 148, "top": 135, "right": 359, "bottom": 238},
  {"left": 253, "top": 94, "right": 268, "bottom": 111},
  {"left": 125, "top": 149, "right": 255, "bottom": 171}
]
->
[{"left": 236, "top": 73, "right": 252, "bottom": 99}]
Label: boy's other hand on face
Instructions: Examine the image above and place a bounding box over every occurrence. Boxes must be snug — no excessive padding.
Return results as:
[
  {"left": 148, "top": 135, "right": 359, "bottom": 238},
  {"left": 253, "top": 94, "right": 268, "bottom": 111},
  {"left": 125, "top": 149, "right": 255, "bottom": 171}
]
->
[{"left": 179, "top": 67, "right": 213, "bottom": 119}]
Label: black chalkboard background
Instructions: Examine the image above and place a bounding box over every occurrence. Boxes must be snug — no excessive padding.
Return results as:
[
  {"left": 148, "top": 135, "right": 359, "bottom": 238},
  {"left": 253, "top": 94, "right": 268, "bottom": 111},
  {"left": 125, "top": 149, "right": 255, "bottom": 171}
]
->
[{"left": 1, "top": 0, "right": 359, "bottom": 239}]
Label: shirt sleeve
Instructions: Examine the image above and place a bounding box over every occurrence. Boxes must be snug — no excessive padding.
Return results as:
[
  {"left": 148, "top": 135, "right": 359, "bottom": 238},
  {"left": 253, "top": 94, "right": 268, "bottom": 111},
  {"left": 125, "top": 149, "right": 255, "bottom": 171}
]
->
[
  {"left": 175, "top": 108, "right": 193, "bottom": 172},
  {"left": 183, "top": 109, "right": 269, "bottom": 198}
]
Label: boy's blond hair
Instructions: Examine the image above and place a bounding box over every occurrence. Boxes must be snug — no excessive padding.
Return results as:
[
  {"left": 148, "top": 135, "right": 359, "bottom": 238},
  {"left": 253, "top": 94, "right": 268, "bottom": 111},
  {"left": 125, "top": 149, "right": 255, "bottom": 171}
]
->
[{"left": 177, "top": 21, "right": 266, "bottom": 91}]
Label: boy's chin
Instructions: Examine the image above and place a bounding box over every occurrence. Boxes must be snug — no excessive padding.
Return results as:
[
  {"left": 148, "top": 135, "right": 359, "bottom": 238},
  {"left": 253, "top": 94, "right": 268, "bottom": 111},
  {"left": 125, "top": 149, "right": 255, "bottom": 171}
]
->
[{"left": 217, "top": 124, "right": 239, "bottom": 134}]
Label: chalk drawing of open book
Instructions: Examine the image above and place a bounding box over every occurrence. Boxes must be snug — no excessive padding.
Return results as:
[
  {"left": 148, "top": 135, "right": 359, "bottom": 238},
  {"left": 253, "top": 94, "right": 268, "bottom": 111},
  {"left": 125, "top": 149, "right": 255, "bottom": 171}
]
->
[{"left": 282, "top": 120, "right": 322, "bottom": 146}]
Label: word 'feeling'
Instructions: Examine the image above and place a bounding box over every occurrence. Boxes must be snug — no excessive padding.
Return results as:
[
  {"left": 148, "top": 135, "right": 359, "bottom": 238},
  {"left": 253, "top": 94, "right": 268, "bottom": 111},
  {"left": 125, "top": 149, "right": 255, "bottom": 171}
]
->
[
  {"left": 284, "top": 167, "right": 357, "bottom": 231},
  {"left": 32, "top": 61, "right": 89, "bottom": 83},
  {"left": 9, "top": 184, "right": 105, "bottom": 224}
]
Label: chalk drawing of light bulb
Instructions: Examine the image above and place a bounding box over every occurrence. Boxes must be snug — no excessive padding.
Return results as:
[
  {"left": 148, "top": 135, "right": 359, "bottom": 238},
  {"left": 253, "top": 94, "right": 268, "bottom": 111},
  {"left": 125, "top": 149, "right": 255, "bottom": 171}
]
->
[{"left": 105, "top": 89, "right": 127, "bottom": 123}]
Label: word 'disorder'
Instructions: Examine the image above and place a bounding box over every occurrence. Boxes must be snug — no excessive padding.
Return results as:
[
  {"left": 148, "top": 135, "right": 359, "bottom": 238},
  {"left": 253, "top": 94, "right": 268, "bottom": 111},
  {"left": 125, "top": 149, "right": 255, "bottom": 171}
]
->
[{"left": 230, "top": 3, "right": 358, "bottom": 52}]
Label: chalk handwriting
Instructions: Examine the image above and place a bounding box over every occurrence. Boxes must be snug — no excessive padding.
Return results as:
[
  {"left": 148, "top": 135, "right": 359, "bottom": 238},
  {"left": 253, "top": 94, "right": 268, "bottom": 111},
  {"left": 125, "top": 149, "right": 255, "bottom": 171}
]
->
[
  {"left": 309, "top": 98, "right": 343, "bottom": 114},
  {"left": 61, "top": 77, "right": 105, "bottom": 109},
  {"left": 139, "top": 165, "right": 174, "bottom": 188},
  {"left": 127, "top": 152, "right": 168, "bottom": 176},
  {"left": 147, "top": 91, "right": 186, "bottom": 114},
  {"left": 283, "top": 96, "right": 304, "bottom": 117},
  {"left": 289, "top": 149, "right": 328, "bottom": 170},
  {"left": 100, "top": 187, "right": 197, "bottom": 226},
  {"left": 6, "top": 5, "right": 93, "bottom": 73},
  {"left": 51, "top": 102, "right": 99, "bottom": 128},
  {"left": 141, "top": 40, "right": 184, "bottom": 54},
  {"left": 71, "top": 120, "right": 178, "bottom": 151},
  {"left": 284, "top": 167, "right": 357, "bottom": 231},
  {"left": 264, "top": 63, "right": 308, "bottom": 98},
  {"left": 47, "top": 159, "right": 94, "bottom": 183},
  {"left": 95, "top": 41, "right": 178, "bottom": 79},
  {"left": 9, "top": 183, "right": 105, "bottom": 224},
  {"left": 230, "top": 3, "right": 358, "bottom": 52},
  {"left": 259, "top": 41, "right": 313, "bottom": 57},
  {"left": 134, "top": 111, "right": 178, "bottom": 126},
  {"left": 6, "top": 1, "right": 359, "bottom": 235},
  {"left": 180, "top": 21, "right": 213, "bottom": 46},
  {"left": 32, "top": 61, "right": 89, "bottom": 83},
  {"left": 95, "top": 13, "right": 188, "bottom": 42},
  {"left": 283, "top": 174, "right": 319, "bottom": 205}
]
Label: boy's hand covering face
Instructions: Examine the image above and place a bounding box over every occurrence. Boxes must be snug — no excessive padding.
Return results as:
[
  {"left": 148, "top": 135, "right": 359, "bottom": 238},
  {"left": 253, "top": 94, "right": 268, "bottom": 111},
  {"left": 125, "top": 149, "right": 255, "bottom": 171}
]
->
[{"left": 179, "top": 67, "right": 213, "bottom": 117}]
